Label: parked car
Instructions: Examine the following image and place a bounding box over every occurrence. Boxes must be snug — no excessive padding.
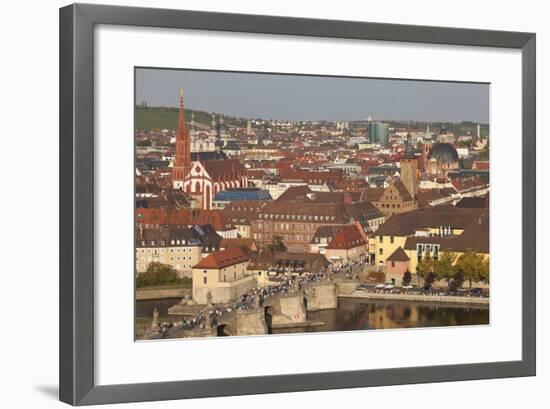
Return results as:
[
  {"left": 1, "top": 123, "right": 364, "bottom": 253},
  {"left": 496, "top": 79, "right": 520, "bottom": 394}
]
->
[{"left": 470, "top": 288, "right": 484, "bottom": 296}]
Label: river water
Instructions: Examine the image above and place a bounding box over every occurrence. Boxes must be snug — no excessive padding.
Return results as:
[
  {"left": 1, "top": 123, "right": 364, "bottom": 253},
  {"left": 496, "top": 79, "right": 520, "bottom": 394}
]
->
[{"left": 136, "top": 297, "right": 489, "bottom": 333}]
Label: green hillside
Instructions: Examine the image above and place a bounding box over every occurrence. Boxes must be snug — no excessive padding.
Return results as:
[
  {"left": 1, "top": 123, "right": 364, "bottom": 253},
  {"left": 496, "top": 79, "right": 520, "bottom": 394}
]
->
[
  {"left": 135, "top": 107, "right": 247, "bottom": 131},
  {"left": 135, "top": 108, "right": 179, "bottom": 131}
]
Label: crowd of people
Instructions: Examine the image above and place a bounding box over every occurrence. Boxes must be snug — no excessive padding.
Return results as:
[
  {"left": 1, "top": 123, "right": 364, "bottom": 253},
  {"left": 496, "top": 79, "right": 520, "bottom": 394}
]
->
[
  {"left": 355, "top": 283, "right": 489, "bottom": 298},
  {"left": 153, "top": 268, "right": 331, "bottom": 338}
]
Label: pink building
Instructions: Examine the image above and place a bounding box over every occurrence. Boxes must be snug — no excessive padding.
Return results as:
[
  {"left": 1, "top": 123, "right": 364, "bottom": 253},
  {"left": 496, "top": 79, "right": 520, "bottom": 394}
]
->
[{"left": 385, "top": 247, "right": 410, "bottom": 285}]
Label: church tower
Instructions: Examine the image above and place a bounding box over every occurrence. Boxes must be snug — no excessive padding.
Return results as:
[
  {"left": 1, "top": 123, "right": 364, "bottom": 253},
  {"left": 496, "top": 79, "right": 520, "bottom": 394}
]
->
[
  {"left": 400, "top": 134, "right": 418, "bottom": 199},
  {"left": 172, "top": 89, "right": 191, "bottom": 189}
]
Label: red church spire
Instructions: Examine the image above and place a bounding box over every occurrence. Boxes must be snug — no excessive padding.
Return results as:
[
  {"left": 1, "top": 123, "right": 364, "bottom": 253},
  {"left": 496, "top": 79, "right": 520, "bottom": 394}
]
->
[{"left": 173, "top": 88, "right": 191, "bottom": 188}]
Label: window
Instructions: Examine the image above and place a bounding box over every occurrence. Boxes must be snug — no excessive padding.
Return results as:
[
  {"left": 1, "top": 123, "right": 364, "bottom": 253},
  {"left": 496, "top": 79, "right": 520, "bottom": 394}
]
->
[
  {"left": 433, "top": 244, "right": 440, "bottom": 260},
  {"left": 390, "top": 236, "right": 394, "bottom": 244},
  {"left": 391, "top": 261, "right": 395, "bottom": 267},
  {"left": 379, "top": 236, "right": 383, "bottom": 243},
  {"left": 379, "top": 248, "right": 383, "bottom": 255},
  {"left": 203, "top": 277, "right": 207, "bottom": 284}
]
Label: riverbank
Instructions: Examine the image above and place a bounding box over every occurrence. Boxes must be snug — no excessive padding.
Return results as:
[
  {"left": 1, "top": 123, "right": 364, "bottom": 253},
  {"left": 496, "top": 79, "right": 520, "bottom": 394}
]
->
[{"left": 339, "top": 291, "right": 489, "bottom": 306}]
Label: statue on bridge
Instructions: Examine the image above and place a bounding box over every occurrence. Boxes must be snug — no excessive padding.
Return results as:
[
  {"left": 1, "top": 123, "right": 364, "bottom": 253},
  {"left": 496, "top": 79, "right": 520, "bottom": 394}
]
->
[{"left": 151, "top": 307, "right": 159, "bottom": 329}]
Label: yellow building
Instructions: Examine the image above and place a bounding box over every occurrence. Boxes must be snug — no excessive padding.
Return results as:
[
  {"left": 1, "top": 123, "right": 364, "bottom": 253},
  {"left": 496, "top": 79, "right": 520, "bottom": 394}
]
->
[
  {"left": 135, "top": 225, "right": 222, "bottom": 278},
  {"left": 192, "top": 246, "right": 256, "bottom": 304},
  {"left": 372, "top": 180, "right": 418, "bottom": 218},
  {"left": 373, "top": 206, "right": 489, "bottom": 285}
]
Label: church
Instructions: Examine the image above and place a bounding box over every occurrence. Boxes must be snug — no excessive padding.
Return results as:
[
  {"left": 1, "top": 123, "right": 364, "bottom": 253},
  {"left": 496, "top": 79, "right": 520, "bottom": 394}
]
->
[{"left": 172, "top": 89, "right": 247, "bottom": 210}]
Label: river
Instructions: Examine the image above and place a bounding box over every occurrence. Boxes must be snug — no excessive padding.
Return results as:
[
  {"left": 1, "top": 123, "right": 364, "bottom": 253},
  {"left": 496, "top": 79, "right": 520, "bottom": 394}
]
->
[{"left": 136, "top": 297, "right": 489, "bottom": 334}]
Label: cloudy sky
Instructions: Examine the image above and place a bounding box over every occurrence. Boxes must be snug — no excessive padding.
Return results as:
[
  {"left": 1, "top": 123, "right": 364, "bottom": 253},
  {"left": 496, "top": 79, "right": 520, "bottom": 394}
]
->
[{"left": 136, "top": 67, "right": 489, "bottom": 123}]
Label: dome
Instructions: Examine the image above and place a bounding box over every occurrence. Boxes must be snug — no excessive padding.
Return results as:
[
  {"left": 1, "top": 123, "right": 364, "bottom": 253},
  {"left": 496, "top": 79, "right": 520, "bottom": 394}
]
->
[{"left": 428, "top": 143, "right": 459, "bottom": 163}]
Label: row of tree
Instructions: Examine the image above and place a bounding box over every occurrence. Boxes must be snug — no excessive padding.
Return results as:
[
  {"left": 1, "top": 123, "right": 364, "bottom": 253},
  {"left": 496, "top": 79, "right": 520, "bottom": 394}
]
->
[{"left": 412, "top": 249, "right": 489, "bottom": 289}]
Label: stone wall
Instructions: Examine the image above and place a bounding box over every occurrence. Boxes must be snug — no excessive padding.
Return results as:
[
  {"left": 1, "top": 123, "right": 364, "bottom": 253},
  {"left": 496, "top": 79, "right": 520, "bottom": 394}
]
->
[
  {"left": 269, "top": 295, "right": 307, "bottom": 326},
  {"left": 340, "top": 292, "right": 489, "bottom": 305},
  {"left": 335, "top": 280, "right": 358, "bottom": 296},
  {"left": 193, "top": 275, "right": 256, "bottom": 304},
  {"left": 233, "top": 308, "right": 268, "bottom": 336},
  {"left": 136, "top": 286, "right": 191, "bottom": 301},
  {"left": 304, "top": 282, "right": 337, "bottom": 311}
]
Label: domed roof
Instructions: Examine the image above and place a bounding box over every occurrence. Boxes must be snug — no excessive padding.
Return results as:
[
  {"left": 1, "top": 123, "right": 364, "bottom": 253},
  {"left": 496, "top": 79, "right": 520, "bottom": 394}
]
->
[{"left": 428, "top": 143, "right": 459, "bottom": 163}]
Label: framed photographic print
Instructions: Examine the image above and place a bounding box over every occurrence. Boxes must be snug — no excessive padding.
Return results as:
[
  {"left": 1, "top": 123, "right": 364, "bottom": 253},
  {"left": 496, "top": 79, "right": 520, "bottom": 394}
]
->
[{"left": 59, "top": 3, "right": 536, "bottom": 405}]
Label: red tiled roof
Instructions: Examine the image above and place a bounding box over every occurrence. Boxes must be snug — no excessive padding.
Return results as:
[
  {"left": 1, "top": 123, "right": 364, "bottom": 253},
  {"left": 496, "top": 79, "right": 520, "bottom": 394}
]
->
[
  {"left": 204, "top": 159, "right": 246, "bottom": 181},
  {"left": 473, "top": 161, "right": 490, "bottom": 170},
  {"left": 220, "top": 238, "right": 257, "bottom": 251},
  {"left": 326, "top": 225, "right": 366, "bottom": 250},
  {"left": 246, "top": 169, "right": 266, "bottom": 179},
  {"left": 194, "top": 246, "right": 251, "bottom": 269}
]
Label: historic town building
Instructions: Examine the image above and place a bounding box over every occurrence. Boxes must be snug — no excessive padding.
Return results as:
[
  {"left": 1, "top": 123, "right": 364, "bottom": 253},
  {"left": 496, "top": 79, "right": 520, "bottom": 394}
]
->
[
  {"left": 400, "top": 134, "right": 419, "bottom": 200},
  {"left": 135, "top": 224, "right": 222, "bottom": 277},
  {"left": 172, "top": 90, "right": 248, "bottom": 209},
  {"left": 192, "top": 246, "right": 256, "bottom": 304},
  {"left": 325, "top": 224, "right": 369, "bottom": 265},
  {"left": 372, "top": 181, "right": 418, "bottom": 218},
  {"left": 372, "top": 206, "right": 489, "bottom": 286},
  {"left": 423, "top": 142, "right": 461, "bottom": 179}
]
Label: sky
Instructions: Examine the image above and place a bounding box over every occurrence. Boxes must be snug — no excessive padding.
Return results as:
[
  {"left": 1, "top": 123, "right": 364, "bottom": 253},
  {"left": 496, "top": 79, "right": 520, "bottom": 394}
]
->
[{"left": 135, "top": 68, "right": 489, "bottom": 123}]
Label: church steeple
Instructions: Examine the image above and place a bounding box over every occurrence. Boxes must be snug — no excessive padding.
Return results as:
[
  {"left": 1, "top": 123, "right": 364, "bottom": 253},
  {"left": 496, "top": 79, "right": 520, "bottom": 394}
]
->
[
  {"left": 403, "top": 133, "right": 416, "bottom": 159},
  {"left": 172, "top": 88, "right": 192, "bottom": 189}
]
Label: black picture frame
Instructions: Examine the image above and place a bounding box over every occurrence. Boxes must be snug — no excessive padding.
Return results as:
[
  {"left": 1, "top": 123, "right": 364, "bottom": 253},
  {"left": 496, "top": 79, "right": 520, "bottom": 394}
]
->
[{"left": 59, "top": 3, "right": 536, "bottom": 406}]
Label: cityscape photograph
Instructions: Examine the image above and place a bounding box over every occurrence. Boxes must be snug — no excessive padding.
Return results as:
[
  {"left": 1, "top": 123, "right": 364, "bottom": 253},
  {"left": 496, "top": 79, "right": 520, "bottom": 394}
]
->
[{"left": 134, "top": 68, "right": 490, "bottom": 340}]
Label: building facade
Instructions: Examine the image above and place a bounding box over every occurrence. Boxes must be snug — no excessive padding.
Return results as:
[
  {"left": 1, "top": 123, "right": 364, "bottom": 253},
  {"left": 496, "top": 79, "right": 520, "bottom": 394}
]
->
[
  {"left": 192, "top": 246, "right": 256, "bottom": 304},
  {"left": 372, "top": 181, "right": 418, "bottom": 218},
  {"left": 135, "top": 224, "right": 222, "bottom": 278}
]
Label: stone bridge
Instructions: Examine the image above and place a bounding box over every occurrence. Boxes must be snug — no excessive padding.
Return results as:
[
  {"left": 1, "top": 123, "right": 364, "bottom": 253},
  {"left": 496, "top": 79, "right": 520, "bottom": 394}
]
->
[{"left": 145, "top": 280, "right": 355, "bottom": 339}]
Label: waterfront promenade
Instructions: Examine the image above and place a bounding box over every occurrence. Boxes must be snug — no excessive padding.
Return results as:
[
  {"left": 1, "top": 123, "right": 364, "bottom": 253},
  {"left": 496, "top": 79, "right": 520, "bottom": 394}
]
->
[{"left": 340, "top": 290, "right": 489, "bottom": 305}]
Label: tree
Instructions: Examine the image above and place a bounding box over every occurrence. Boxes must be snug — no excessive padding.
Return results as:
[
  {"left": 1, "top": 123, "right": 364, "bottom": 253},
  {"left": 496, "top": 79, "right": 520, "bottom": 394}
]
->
[
  {"left": 136, "top": 262, "right": 183, "bottom": 288},
  {"left": 416, "top": 255, "right": 436, "bottom": 289},
  {"left": 402, "top": 270, "right": 412, "bottom": 286},
  {"left": 424, "top": 272, "right": 436, "bottom": 289},
  {"left": 433, "top": 251, "right": 457, "bottom": 283},
  {"left": 265, "top": 235, "right": 286, "bottom": 252},
  {"left": 454, "top": 249, "right": 489, "bottom": 289},
  {"left": 416, "top": 255, "right": 435, "bottom": 278},
  {"left": 449, "top": 269, "right": 465, "bottom": 292}
]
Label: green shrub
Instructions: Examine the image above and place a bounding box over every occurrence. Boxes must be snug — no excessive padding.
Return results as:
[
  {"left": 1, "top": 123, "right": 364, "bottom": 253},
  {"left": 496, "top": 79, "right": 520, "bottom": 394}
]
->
[{"left": 136, "top": 262, "right": 187, "bottom": 288}]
